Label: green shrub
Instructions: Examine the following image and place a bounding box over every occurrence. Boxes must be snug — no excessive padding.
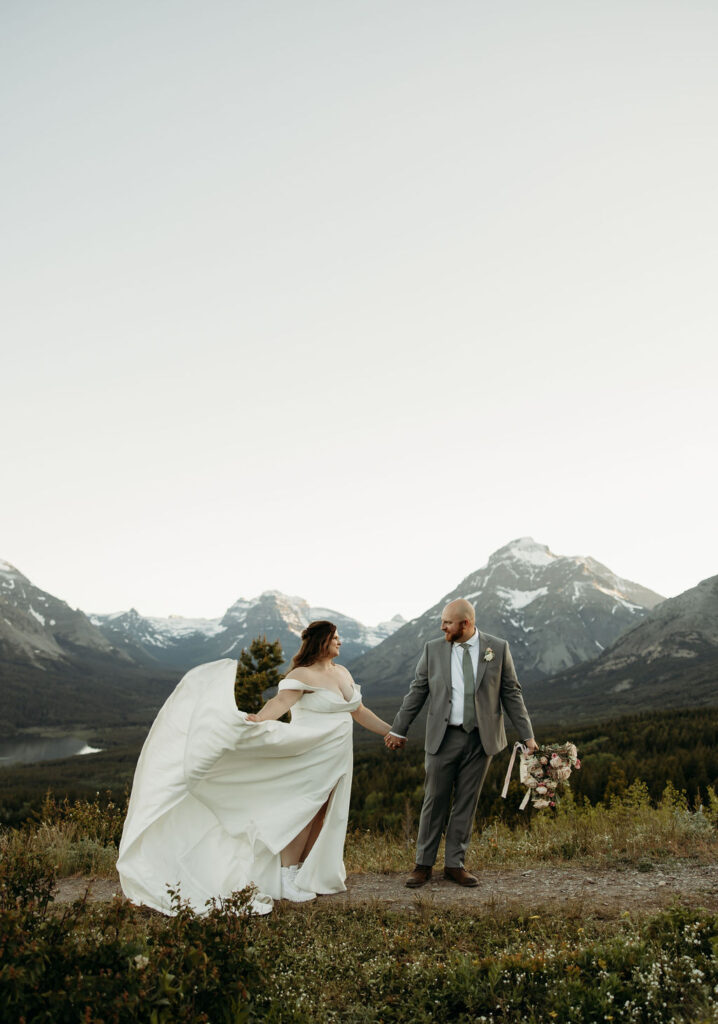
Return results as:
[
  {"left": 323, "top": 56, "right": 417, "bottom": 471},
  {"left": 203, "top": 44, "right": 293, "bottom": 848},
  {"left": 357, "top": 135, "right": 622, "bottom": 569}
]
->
[
  {"left": 38, "top": 790, "right": 128, "bottom": 847},
  {"left": 0, "top": 866, "right": 266, "bottom": 1024},
  {"left": 0, "top": 838, "right": 55, "bottom": 910},
  {"left": 251, "top": 905, "right": 718, "bottom": 1023}
]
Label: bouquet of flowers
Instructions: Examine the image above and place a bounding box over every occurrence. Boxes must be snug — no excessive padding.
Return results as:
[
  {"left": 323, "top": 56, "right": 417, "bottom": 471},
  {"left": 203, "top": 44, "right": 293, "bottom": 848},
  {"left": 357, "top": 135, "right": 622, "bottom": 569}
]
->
[{"left": 501, "top": 742, "right": 581, "bottom": 810}]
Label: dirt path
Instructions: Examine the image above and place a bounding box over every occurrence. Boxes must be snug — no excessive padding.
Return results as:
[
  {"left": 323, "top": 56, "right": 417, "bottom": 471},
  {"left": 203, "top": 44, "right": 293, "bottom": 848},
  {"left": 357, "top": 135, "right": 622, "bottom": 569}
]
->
[{"left": 54, "top": 862, "right": 718, "bottom": 918}]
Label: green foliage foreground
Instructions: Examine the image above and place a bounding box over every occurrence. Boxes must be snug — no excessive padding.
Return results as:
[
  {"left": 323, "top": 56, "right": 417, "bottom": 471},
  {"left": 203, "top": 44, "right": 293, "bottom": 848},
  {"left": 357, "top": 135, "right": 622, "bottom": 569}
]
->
[
  {"left": 1, "top": 848, "right": 261, "bottom": 1024},
  {"left": 3, "top": 795, "right": 718, "bottom": 1024},
  {"left": 2, "top": 847, "right": 718, "bottom": 1024},
  {"left": 1, "top": 704, "right": 718, "bottom": 1020}
]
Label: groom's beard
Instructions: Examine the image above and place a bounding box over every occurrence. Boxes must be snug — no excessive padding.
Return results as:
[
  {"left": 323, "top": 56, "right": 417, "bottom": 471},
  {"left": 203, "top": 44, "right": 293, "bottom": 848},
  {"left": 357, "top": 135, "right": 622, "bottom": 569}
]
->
[{"left": 443, "top": 627, "right": 463, "bottom": 643}]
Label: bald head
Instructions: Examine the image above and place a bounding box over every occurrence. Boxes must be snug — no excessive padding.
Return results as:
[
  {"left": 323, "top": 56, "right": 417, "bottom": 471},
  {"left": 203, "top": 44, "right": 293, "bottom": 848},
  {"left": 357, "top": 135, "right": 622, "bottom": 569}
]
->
[
  {"left": 444, "top": 599, "right": 475, "bottom": 623},
  {"left": 440, "top": 599, "right": 476, "bottom": 644}
]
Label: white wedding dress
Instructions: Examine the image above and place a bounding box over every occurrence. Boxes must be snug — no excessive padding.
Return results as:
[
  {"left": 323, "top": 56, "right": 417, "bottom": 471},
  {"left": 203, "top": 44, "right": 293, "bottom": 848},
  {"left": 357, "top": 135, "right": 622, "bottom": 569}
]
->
[{"left": 117, "top": 658, "right": 362, "bottom": 915}]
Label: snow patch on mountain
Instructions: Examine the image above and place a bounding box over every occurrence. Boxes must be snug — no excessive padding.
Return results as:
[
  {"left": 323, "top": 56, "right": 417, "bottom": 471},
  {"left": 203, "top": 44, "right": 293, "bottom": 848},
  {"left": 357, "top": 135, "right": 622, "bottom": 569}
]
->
[
  {"left": 592, "top": 585, "right": 644, "bottom": 611},
  {"left": 145, "top": 616, "right": 225, "bottom": 639},
  {"left": 497, "top": 586, "right": 548, "bottom": 610},
  {"left": 494, "top": 538, "right": 556, "bottom": 568}
]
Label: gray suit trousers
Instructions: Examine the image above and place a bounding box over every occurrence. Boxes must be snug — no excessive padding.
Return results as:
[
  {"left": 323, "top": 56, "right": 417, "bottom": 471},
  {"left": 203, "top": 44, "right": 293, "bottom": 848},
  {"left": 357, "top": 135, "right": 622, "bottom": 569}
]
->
[{"left": 416, "top": 725, "right": 492, "bottom": 869}]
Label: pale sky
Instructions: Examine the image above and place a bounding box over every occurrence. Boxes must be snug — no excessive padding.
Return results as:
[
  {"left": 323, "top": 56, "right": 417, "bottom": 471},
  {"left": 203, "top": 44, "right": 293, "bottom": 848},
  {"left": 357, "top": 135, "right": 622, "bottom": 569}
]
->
[{"left": 2, "top": 0, "right": 716, "bottom": 626}]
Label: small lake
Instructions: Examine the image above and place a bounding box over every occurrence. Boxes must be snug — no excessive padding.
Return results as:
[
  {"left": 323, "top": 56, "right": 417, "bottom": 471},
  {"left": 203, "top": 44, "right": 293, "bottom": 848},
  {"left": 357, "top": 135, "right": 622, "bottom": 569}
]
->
[{"left": 0, "top": 736, "right": 103, "bottom": 767}]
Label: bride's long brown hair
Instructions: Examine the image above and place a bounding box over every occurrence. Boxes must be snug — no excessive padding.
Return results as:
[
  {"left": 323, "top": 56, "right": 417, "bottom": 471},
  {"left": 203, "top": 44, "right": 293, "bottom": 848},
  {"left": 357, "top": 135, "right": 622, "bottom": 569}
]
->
[{"left": 289, "top": 620, "right": 337, "bottom": 670}]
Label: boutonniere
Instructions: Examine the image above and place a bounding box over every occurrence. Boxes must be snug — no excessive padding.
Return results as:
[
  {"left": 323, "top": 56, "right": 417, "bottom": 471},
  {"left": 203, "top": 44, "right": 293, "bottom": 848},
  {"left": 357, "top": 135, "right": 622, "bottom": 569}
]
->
[{"left": 483, "top": 647, "right": 494, "bottom": 662}]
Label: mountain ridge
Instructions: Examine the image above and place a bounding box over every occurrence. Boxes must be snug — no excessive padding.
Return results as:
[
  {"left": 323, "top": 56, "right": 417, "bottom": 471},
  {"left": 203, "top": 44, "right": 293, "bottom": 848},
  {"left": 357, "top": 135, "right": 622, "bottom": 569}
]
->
[
  {"left": 524, "top": 573, "right": 718, "bottom": 722},
  {"left": 0, "top": 556, "right": 405, "bottom": 673},
  {"left": 6, "top": 543, "right": 713, "bottom": 736},
  {"left": 91, "top": 592, "right": 406, "bottom": 671},
  {"left": 0, "top": 560, "right": 405, "bottom": 732},
  {"left": 350, "top": 537, "right": 665, "bottom": 700},
  {"left": 0, "top": 560, "right": 124, "bottom": 667}
]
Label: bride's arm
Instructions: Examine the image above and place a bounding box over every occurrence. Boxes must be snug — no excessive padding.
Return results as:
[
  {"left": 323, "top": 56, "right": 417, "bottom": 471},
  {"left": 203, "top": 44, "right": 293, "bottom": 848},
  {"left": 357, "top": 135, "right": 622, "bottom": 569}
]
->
[
  {"left": 247, "top": 689, "right": 303, "bottom": 722},
  {"left": 351, "top": 704, "right": 392, "bottom": 736}
]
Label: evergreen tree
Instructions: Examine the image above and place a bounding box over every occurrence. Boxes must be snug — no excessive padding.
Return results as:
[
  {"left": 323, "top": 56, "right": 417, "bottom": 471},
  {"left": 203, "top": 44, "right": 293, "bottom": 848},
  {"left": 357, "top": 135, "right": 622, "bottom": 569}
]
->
[
  {"left": 234, "top": 636, "right": 284, "bottom": 714},
  {"left": 603, "top": 762, "right": 628, "bottom": 803}
]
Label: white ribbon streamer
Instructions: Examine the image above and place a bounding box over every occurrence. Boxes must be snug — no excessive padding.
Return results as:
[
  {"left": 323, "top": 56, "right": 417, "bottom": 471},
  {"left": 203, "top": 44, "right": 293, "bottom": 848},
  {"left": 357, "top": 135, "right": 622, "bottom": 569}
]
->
[{"left": 501, "top": 741, "right": 528, "bottom": 800}]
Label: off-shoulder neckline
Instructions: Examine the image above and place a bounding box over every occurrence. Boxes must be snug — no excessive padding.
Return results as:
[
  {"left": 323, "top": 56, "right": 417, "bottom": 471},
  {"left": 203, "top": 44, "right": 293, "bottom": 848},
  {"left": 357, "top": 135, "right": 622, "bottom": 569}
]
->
[{"left": 280, "top": 680, "right": 359, "bottom": 703}]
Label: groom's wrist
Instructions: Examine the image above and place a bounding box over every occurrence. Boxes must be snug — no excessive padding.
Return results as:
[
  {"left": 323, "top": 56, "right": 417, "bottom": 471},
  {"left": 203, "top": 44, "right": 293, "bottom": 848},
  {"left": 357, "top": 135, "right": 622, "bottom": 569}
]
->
[{"left": 388, "top": 731, "right": 406, "bottom": 739}]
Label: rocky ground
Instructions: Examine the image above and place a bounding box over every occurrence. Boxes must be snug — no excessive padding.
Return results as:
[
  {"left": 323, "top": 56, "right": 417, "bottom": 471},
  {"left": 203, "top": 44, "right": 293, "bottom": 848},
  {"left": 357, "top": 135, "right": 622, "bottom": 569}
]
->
[{"left": 54, "top": 861, "right": 718, "bottom": 917}]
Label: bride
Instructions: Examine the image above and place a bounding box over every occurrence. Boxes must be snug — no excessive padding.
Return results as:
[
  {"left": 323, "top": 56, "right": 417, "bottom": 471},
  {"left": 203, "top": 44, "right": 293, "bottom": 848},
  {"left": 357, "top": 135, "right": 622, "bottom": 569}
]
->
[{"left": 117, "top": 620, "right": 392, "bottom": 915}]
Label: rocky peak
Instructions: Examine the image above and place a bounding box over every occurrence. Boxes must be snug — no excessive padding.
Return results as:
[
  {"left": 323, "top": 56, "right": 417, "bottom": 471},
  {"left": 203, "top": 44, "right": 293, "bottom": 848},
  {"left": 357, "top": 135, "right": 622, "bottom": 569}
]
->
[
  {"left": 0, "top": 559, "right": 116, "bottom": 665},
  {"left": 350, "top": 539, "right": 666, "bottom": 697},
  {"left": 488, "top": 537, "right": 557, "bottom": 569}
]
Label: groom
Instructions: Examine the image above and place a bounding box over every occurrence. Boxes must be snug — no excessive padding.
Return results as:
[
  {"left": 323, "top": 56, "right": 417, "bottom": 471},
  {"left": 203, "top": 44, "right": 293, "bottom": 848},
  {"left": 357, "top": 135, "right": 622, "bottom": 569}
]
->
[{"left": 385, "top": 598, "right": 537, "bottom": 887}]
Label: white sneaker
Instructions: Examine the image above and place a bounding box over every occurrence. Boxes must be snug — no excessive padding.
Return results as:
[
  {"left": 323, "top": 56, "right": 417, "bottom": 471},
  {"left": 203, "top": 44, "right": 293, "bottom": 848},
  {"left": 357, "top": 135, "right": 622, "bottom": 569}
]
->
[
  {"left": 281, "top": 865, "right": 316, "bottom": 902},
  {"left": 249, "top": 894, "right": 273, "bottom": 916}
]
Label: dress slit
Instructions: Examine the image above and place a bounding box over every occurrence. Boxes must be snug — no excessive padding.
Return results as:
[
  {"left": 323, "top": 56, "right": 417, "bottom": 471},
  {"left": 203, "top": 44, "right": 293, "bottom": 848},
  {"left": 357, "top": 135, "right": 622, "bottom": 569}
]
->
[{"left": 299, "top": 785, "right": 335, "bottom": 858}]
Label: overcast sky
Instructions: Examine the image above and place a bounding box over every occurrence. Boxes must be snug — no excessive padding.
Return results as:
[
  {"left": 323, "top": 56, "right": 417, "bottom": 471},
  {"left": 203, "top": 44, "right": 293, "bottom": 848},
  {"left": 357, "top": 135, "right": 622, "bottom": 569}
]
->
[{"left": 2, "top": 0, "right": 716, "bottom": 626}]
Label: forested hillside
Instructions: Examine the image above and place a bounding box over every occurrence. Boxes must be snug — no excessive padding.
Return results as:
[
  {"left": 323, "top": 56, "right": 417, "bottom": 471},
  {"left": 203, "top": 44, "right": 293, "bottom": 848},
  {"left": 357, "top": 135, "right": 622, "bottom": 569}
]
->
[
  {"left": 1, "top": 706, "right": 716, "bottom": 830},
  {"left": 0, "top": 651, "right": 176, "bottom": 734},
  {"left": 350, "top": 707, "right": 718, "bottom": 831}
]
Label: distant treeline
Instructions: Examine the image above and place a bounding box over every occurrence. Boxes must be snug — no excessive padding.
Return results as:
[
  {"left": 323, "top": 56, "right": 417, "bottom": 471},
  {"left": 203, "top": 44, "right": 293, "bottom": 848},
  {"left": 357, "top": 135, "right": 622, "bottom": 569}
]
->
[{"left": 0, "top": 707, "right": 716, "bottom": 831}]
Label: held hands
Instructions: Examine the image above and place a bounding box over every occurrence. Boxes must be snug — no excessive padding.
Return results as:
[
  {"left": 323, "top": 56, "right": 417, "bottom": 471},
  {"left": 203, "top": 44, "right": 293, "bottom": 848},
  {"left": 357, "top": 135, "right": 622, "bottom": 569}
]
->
[{"left": 384, "top": 733, "right": 406, "bottom": 751}]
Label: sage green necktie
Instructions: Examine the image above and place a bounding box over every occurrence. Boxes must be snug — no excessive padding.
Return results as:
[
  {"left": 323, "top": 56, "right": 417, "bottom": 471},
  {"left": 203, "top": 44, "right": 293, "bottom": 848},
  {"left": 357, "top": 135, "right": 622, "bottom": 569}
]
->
[{"left": 460, "top": 642, "right": 476, "bottom": 733}]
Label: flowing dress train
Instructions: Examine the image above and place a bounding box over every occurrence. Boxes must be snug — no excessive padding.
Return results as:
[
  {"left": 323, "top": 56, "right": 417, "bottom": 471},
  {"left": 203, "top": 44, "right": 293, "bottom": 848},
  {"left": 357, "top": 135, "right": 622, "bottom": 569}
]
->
[{"left": 117, "top": 658, "right": 361, "bottom": 914}]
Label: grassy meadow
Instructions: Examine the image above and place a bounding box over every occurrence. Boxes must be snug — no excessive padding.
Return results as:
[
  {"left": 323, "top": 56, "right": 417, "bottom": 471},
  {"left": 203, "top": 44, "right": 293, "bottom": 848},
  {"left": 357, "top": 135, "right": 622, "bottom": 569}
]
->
[
  {"left": 2, "top": 780, "right": 718, "bottom": 1021},
  {"left": 1, "top": 706, "right": 718, "bottom": 1020}
]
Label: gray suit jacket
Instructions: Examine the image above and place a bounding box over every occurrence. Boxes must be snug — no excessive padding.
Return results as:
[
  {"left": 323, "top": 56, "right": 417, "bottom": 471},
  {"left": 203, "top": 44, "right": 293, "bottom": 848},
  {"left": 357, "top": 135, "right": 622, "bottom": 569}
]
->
[{"left": 391, "top": 632, "right": 534, "bottom": 757}]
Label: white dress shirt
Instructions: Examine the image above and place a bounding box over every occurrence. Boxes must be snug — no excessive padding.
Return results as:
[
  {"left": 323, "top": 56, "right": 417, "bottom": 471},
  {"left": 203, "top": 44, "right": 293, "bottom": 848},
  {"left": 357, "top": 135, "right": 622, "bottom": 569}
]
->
[{"left": 448, "top": 627, "right": 479, "bottom": 726}]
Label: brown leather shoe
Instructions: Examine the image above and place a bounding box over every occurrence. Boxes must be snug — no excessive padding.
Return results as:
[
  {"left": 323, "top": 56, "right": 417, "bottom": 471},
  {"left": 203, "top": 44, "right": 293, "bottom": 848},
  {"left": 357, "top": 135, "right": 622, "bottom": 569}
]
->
[
  {"left": 405, "top": 865, "right": 432, "bottom": 888},
  {"left": 443, "top": 866, "right": 478, "bottom": 887}
]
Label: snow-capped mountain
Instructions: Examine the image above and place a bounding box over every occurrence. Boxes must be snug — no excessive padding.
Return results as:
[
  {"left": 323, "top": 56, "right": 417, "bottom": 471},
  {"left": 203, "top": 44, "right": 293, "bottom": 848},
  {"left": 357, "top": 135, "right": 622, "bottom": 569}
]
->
[
  {"left": 0, "top": 555, "right": 404, "bottom": 676},
  {"left": 350, "top": 538, "right": 665, "bottom": 700},
  {"left": 92, "top": 591, "right": 405, "bottom": 671},
  {"left": 525, "top": 573, "right": 718, "bottom": 721},
  {"left": 88, "top": 608, "right": 225, "bottom": 670},
  {"left": 0, "top": 559, "right": 120, "bottom": 666},
  {"left": 0, "top": 558, "right": 404, "bottom": 731}
]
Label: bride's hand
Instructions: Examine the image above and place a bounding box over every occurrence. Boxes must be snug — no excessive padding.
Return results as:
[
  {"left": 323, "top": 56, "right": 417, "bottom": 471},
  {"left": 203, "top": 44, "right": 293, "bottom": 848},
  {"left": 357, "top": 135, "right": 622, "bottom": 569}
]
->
[{"left": 246, "top": 713, "right": 260, "bottom": 722}]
